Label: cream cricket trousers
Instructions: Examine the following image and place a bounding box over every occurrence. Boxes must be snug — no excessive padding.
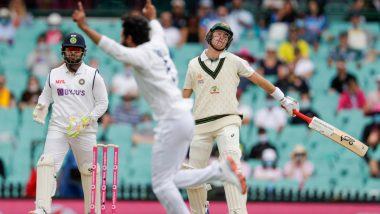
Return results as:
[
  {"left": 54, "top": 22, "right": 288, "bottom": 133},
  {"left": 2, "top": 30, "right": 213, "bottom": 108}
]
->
[
  {"left": 187, "top": 124, "right": 248, "bottom": 214},
  {"left": 151, "top": 111, "right": 233, "bottom": 214}
]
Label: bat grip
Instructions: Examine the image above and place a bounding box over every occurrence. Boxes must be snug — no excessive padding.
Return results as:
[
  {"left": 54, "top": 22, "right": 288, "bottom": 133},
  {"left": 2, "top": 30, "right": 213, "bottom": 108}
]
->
[{"left": 293, "top": 110, "right": 313, "bottom": 124}]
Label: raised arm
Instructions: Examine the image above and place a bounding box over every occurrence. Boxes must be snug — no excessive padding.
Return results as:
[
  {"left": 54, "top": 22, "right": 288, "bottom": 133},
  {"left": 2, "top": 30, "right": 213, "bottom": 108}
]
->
[
  {"left": 72, "top": 1, "right": 147, "bottom": 68},
  {"left": 72, "top": 1, "right": 101, "bottom": 45},
  {"left": 143, "top": 0, "right": 165, "bottom": 42},
  {"left": 142, "top": 0, "right": 157, "bottom": 21},
  {"left": 149, "top": 20, "right": 165, "bottom": 42}
]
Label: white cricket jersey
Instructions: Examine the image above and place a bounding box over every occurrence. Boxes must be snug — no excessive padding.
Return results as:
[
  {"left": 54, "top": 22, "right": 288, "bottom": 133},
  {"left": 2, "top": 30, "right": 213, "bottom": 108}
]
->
[
  {"left": 184, "top": 50, "right": 255, "bottom": 134},
  {"left": 38, "top": 63, "right": 108, "bottom": 133},
  {"left": 98, "top": 20, "right": 191, "bottom": 120}
]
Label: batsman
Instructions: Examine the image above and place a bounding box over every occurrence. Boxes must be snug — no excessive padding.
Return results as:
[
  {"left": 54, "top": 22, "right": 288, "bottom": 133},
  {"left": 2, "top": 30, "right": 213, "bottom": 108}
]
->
[
  {"left": 29, "top": 33, "right": 108, "bottom": 214},
  {"left": 183, "top": 22, "right": 300, "bottom": 214}
]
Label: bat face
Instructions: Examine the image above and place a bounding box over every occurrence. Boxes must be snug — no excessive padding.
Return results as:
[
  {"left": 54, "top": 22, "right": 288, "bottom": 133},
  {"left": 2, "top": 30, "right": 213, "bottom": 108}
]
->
[
  {"left": 332, "top": 129, "right": 368, "bottom": 156},
  {"left": 309, "top": 117, "right": 368, "bottom": 157}
]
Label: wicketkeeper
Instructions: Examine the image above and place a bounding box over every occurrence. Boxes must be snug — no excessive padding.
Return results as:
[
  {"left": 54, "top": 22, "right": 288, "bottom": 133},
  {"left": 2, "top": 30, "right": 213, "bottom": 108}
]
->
[{"left": 29, "top": 33, "right": 108, "bottom": 214}]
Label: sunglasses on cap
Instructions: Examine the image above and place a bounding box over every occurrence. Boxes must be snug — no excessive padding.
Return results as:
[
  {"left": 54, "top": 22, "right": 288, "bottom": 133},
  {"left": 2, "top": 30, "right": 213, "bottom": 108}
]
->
[{"left": 64, "top": 47, "right": 84, "bottom": 52}]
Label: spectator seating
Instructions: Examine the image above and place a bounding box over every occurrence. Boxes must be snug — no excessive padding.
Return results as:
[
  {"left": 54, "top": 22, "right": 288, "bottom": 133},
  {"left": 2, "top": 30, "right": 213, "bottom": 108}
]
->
[{"left": 0, "top": 17, "right": 379, "bottom": 201}]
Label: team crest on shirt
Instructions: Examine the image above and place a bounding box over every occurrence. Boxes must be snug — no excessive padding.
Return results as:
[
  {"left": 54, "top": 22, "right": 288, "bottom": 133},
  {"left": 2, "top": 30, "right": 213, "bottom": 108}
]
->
[
  {"left": 197, "top": 73, "right": 204, "bottom": 84},
  {"left": 79, "top": 79, "right": 85, "bottom": 85},
  {"left": 210, "top": 86, "right": 220, "bottom": 94}
]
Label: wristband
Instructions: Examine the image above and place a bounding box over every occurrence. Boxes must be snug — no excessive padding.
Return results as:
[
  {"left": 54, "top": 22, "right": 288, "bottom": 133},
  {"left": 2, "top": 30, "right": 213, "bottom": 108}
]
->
[{"left": 270, "top": 87, "right": 285, "bottom": 101}]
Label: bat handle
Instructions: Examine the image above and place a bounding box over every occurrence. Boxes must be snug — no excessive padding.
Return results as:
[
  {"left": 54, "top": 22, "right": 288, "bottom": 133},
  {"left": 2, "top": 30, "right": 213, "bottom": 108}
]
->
[{"left": 293, "top": 110, "right": 313, "bottom": 124}]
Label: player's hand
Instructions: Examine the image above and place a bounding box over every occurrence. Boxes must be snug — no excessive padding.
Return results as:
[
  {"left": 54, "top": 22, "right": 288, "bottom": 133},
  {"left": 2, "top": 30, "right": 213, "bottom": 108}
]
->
[
  {"left": 67, "top": 116, "right": 94, "bottom": 138},
  {"left": 33, "top": 103, "right": 48, "bottom": 125},
  {"left": 280, "top": 96, "right": 299, "bottom": 117},
  {"left": 72, "top": 1, "right": 87, "bottom": 29},
  {"left": 142, "top": 0, "right": 156, "bottom": 20}
]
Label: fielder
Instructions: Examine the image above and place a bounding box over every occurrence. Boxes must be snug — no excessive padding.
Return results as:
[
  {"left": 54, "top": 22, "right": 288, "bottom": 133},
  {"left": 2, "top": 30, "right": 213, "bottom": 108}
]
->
[
  {"left": 29, "top": 33, "right": 108, "bottom": 214},
  {"left": 72, "top": 1, "right": 246, "bottom": 214},
  {"left": 183, "top": 22, "right": 300, "bottom": 214}
]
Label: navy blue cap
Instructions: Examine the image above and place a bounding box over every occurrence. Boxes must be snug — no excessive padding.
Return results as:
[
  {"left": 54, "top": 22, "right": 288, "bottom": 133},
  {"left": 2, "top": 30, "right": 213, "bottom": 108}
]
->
[{"left": 62, "top": 32, "right": 86, "bottom": 49}]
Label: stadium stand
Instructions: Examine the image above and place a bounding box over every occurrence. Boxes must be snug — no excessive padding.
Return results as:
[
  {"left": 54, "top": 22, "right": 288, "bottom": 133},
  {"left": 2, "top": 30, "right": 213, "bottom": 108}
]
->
[{"left": 0, "top": 0, "right": 379, "bottom": 205}]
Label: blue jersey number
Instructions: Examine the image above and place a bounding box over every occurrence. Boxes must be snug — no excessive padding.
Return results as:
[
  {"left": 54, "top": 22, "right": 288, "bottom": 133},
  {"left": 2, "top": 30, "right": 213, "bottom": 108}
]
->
[{"left": 154, "top": 49, "right": 178, "bottom": 84}]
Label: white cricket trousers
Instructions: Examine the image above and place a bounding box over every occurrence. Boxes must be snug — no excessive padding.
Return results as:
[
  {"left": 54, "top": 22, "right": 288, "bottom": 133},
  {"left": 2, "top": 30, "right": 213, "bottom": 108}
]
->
[
  {"left": 152, "top": 111, "right": 228, "bottom": 214},
  {"left": 42, "top": 128, "right": 96, "bottom": 173}
]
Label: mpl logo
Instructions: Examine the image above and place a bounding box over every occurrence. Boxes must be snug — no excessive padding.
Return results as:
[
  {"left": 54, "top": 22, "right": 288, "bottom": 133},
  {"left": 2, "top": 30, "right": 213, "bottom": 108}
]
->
[
  {"left": 56, "top": 80, "right": 65, "bottom": 84},
  {"left": 57, "top": 88, "right": 86, "bottom": 96}
]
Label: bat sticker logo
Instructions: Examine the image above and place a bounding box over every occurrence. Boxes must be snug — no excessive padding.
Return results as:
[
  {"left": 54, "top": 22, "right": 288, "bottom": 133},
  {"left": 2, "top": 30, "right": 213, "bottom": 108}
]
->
[{"left": 341, "top": 135, "right": 355, "bottom": 145}]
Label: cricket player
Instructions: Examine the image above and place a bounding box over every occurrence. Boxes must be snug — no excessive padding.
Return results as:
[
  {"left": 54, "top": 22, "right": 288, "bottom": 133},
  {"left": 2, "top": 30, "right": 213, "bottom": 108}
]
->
[
  {"left": 72, "top": 1, "right": 246, "bottom": 214},
  {"left": 183, "top": 22, "right": 300, "bottom": 214},
  {"left": 29, "top": 32, "right": 108, "bottom": 214}
]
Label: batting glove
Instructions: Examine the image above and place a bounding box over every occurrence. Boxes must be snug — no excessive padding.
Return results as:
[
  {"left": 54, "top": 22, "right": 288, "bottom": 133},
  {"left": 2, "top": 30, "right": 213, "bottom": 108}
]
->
[
  {"left": 67, "top": 116, "right": 94, "bottom": 138},
  {"left": 33, "top": 103, "right": 48, "bottom": 125},
  {"left": 280, "top": 96, "right": 299, "bottom": 117}
]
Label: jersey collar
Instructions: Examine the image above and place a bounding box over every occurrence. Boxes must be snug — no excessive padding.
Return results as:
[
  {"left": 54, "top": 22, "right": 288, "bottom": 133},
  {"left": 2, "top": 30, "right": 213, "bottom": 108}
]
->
[
  {"left": 200, "top": 49, "right": 227, "bottom": 62},
  {"left": 65, "top": 62, "right": 84, "bottom": 75}
]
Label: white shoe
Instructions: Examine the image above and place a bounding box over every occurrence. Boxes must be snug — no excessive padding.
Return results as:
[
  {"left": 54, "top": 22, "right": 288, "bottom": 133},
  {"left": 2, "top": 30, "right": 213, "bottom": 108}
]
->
[
  {"left": 205, "top": 201, "right": 210, "bottom": 214},
  {"left": 28, "top": 208, "right": 48, "bottom": 214},
  {"left": 220, "top": 156, "right": 247, "bottom": 194}
]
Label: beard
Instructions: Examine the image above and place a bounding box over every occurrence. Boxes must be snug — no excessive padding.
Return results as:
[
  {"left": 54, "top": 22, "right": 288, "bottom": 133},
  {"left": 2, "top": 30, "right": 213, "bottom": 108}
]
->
[{"left": 63, "top": 52, "right": 84, "bottom": 65}]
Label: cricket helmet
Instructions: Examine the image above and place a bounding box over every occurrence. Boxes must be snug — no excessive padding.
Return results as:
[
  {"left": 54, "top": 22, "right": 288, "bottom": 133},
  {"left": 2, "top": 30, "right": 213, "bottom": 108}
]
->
[
  {"left": 61, "top": 33, "right": 86, "bottom": 65},
  {"left": 205, "top": 22, "right": 234, "bottom": 50}
]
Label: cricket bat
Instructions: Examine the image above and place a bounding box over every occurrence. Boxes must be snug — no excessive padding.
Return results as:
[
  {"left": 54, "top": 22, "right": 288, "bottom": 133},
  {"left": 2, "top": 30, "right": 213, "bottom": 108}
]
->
[{"left": 293, "top": 110, "right": 368, "bottom": 157}]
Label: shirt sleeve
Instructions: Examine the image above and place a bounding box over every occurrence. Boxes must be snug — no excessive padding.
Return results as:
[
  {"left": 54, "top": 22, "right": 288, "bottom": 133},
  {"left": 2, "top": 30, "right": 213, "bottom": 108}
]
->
[
  {"left": 149, "top": 20, "right": 165, "bottom": 43},
  {"left": 183, "top": 62, "right": 194, "bottom": 89},
  {"left": 98, "top": 35, "right": 147, "bottom": 68},
  {"left": 89, "top": 71, "right": 109, "bottom": 120},
  {"left": 236, "top": 56, "right": 255, "bottom": 78},
  {"left": 38, "top": 73, "right": 53, "bottom": 106}
]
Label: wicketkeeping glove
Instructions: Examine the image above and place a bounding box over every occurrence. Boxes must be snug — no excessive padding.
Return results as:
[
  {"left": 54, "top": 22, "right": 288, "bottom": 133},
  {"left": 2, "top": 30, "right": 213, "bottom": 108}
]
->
[
  {"left": 67, "top": 116, "right": 94, "bottom": 138},
  {"left": 280, "top": 96, "right": 299, "bottom": 117},
  {"left": 33, "top": 103, "right": 48, "bottom": 124}
]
